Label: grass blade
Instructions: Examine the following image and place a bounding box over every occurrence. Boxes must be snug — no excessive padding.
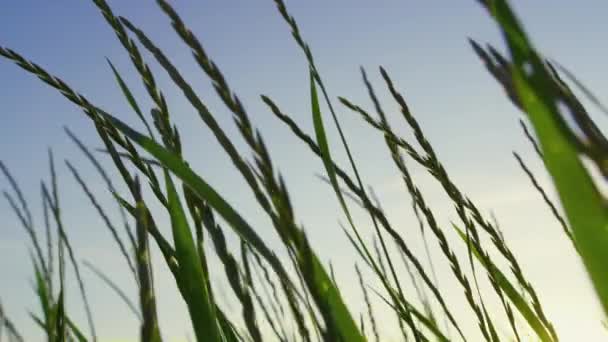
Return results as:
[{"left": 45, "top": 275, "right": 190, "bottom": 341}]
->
[
  {"left": 164, "top": 171, "right": 221, "bottom": 342},
  {"left": 309, "top": 71, "right": 368, "bottom": 342},
  {"left": 452, "top": 224, "right": 553, "bottom": 342},
  {"left": 132, "top": 183, "right": 163, "bottom": 342}
]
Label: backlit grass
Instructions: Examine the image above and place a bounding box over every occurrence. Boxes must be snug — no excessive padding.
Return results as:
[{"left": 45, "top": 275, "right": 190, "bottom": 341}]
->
[{"left": 2, "top": 0, "right": 607, "bottom": 341}]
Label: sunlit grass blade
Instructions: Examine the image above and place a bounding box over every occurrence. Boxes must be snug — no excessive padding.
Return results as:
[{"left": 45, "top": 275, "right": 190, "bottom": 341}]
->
[{"left": 452, "top": 223, "right": 553, "bottom": 342}]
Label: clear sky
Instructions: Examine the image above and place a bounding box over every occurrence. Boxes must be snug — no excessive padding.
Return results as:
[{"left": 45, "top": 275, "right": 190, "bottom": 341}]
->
[{"left": 2, "top": 1, "right": 608, "bottom": 341}]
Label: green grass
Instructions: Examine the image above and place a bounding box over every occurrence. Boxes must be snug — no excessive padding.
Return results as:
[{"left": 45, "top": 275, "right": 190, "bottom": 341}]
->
[{"left": 1, "top": 0, "right": 607, "bottom": 341}]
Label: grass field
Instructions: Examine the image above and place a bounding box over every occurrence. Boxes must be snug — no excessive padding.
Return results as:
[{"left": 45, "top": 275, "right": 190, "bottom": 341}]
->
[{"left": 1, "top": 0, "right": 608, "bottom": 341}]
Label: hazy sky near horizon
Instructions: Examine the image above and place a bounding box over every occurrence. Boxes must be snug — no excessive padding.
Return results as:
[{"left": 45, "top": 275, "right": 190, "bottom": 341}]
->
[{"left": 2, "top": 1, "right": 608, "bottom": 341}]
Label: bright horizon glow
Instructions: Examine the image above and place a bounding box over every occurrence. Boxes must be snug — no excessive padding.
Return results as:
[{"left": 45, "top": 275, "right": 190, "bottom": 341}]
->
[{"left": 1, "top": 0, "right": 608, "bottom": 341}]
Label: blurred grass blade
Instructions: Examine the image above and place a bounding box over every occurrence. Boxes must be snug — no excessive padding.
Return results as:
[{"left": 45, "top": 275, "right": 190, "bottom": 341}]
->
[
  {"left": 215, "top": 307, "right": 243, "bottom": 342},
  {"left": 33, "top": 258, "right": 51, "bottom": 327},
  {"left": 0, "top": 302, "right": 25, "bottom": 342},
  {"left": 554, "top": 62, "right": 608, "bottom": 116},
  {"left": 487, "top": 0, "right": 608, "bottom": 315},
  {"left": 53, "top": 290, "right": 66, "bottom": 342},
  {"left": 66, "top": 318, "right": 88, "bottom": 342}
]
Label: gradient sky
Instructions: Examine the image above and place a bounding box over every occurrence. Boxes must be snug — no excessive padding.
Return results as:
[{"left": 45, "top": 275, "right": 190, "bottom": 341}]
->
[{"left": 2, "top": 1, "right": 608, "bottom": 341}]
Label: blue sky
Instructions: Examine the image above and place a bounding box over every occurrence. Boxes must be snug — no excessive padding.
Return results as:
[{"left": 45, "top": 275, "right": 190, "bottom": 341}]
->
[{"left": 1, "top": 0, "right": 608, "bottom": 341}]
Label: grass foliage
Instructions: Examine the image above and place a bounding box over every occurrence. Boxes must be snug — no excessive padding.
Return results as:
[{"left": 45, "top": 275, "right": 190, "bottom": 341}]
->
[{"left": 2, "top": 0, "right": 608, "bottom": 341}]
